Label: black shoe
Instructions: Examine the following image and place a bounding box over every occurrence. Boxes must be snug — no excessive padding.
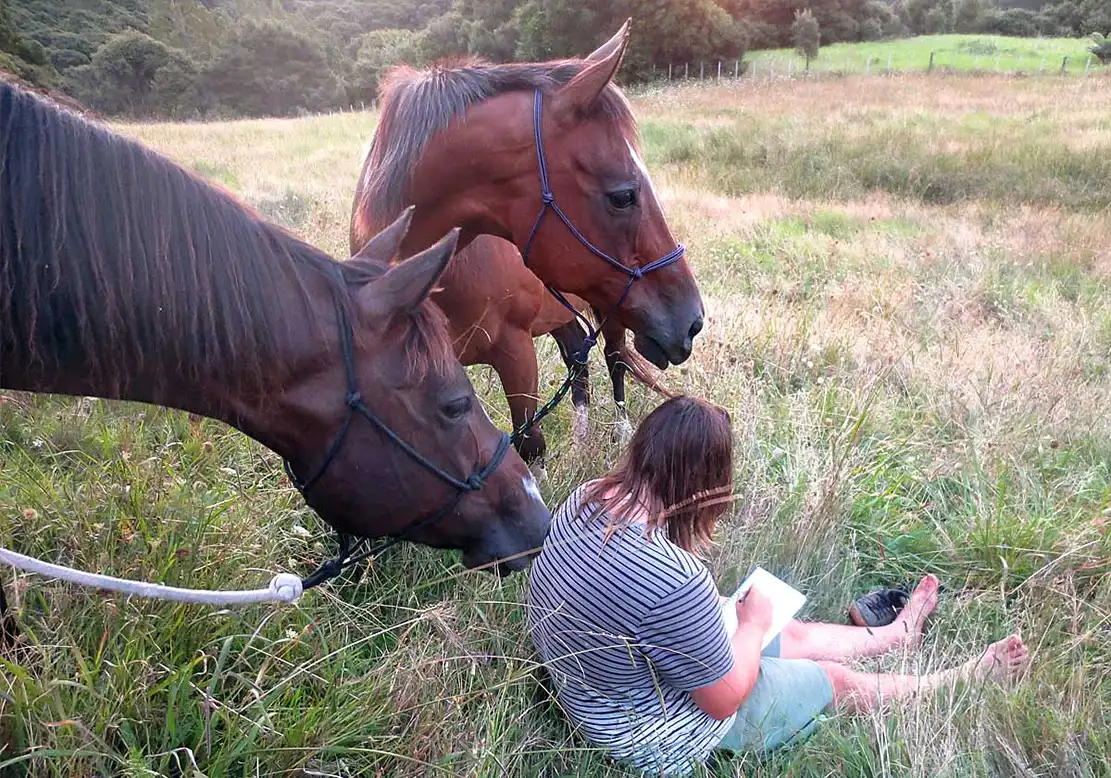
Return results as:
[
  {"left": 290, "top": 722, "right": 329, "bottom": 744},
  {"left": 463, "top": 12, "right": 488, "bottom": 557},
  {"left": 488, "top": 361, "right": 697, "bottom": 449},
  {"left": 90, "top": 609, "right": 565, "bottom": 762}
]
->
[{"left": 848, "top": 587, "right": 911, "bottom": 628}]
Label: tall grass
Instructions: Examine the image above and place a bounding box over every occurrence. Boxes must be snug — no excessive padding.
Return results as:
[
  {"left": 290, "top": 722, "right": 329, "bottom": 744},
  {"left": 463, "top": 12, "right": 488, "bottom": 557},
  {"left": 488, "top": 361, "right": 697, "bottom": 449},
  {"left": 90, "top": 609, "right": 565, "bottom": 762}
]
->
[{"left": 2, "top": 74, "right": 1110, "bottom": 776}]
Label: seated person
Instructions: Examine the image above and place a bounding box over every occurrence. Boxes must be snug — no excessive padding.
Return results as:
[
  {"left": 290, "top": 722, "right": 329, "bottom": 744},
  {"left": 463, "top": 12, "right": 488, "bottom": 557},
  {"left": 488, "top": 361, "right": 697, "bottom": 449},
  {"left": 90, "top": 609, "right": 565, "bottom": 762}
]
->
[{"left": 527, "top": 395, "right": 1027, "bottom": 776}]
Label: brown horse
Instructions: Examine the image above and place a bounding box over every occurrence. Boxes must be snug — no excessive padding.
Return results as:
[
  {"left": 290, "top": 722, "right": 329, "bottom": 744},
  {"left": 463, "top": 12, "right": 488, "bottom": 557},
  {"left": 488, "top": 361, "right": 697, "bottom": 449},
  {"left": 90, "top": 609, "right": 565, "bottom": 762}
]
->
[
  {"left": 0, "top": 82, "right": 549, "bottom": 590},
  {"left": 351, "top": 22, "right": 700, "bottom": 465}
]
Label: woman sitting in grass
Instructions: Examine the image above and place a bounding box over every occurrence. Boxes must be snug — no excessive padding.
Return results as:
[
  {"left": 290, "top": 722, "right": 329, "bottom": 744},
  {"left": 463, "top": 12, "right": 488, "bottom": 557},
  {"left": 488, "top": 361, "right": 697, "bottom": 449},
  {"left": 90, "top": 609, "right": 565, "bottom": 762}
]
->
[{"left": 527, "top": 395, "right": 1027, "bottom": 776}]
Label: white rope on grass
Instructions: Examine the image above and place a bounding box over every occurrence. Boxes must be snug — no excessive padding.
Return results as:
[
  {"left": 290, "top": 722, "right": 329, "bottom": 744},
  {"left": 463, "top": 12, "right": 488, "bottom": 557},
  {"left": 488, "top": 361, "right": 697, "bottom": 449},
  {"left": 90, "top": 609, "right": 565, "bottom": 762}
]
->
[{"left": 0, "top": 546, "right": 303, "bottom": 606}]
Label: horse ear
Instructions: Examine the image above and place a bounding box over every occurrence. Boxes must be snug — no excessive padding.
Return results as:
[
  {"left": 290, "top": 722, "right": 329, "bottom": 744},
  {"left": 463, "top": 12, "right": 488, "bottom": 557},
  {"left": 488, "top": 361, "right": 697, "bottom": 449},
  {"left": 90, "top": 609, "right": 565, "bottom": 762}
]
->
[
  {"left": 551, "top": 21, "right": 630, "bottom": 122},
  {"left": 585, "top": 18, "right": 632, "bottom": 63},
  {"left": 352, "top": 205, "right": 415, "bottom": 264},
  {"left": 358, "top": 229, "right": 461, "bottom": 320}
]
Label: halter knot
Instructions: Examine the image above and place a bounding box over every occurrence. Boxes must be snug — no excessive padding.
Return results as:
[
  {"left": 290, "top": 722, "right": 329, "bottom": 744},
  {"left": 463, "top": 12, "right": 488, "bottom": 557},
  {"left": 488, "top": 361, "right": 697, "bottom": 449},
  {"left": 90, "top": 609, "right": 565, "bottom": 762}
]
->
[
  {"left": 345, "top": 391, "right": 362, "bottom": 408},
  {"left": 631, "top": 267, "right": 644, "bottom": 280},
  {"left": 541, "top": 191, "right": 554, "bottom": 205},
  {"left": 465, "top": 474, "right": 483, "bottom": 491}
]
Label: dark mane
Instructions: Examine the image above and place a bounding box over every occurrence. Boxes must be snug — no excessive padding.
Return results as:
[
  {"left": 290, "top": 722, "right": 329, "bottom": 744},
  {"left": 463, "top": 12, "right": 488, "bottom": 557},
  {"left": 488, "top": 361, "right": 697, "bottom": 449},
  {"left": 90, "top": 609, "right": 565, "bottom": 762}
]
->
[
  {"left": 361, "top": 58, "right": 638, "bottom": 220},
  {"left": 0, "top": 81, "right": 452, "bottom": 400}
]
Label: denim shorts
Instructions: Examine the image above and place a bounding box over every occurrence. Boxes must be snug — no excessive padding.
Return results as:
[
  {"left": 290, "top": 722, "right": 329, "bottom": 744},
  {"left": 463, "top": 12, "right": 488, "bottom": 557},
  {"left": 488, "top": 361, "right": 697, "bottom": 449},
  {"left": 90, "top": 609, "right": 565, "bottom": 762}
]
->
[{"left": 714, "top": 634, "right": 835, "bottom": 753}]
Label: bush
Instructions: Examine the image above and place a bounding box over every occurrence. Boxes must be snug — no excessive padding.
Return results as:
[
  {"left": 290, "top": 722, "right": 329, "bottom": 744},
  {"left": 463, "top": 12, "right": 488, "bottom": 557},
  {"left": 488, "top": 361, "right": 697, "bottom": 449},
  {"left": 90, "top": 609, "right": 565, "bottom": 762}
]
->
[
  {"left": 979, "top": 8, "right": 1043, "bottom": 36},
  {"left": 1090, "top": 32, "right": 1111, "bottom": 65},
  {"left": 71, "top": 30, "right": 195, "bottom": 118},
  {"left": 200, "top": 20, "right": 345, "bottom": 117},
  {"left": 347, "top": 28, "right": 424, "bottom": 102}
]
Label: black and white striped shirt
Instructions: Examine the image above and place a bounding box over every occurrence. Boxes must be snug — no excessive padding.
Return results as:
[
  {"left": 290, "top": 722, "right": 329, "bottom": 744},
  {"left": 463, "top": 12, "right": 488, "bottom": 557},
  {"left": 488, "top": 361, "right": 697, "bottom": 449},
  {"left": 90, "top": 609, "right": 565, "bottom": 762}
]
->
[{"left": 527, "top": 484, "right": 734, "bottom": 776}]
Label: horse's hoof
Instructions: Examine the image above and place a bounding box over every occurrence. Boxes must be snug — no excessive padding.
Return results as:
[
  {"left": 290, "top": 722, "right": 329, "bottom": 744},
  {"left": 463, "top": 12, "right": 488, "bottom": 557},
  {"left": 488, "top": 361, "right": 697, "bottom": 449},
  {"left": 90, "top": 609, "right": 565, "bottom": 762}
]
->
[
  {"left": 530, "top": 461, "right": 548, "bottom": 483},
  {"left": 573, "top": 406, "right": 590, "bottom": 445},
  {"left": 613, "top": 414, "right": 634, "bottom": 445}
]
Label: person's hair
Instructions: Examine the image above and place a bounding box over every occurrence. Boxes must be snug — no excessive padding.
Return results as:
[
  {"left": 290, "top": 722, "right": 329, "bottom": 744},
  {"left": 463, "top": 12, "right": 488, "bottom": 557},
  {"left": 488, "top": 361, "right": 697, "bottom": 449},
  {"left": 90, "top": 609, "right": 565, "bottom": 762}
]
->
[{"left": 583, "top": 396, "right": 734, "bottom": 552}]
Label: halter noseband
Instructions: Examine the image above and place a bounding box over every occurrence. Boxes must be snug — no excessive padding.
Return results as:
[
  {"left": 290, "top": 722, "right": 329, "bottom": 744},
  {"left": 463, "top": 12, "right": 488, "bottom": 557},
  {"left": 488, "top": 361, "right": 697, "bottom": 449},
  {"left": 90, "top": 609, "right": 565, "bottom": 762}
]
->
[
  {"left": 510, "top": 89, "right": 685, "bottom": 443},
  {"left": 286, "top": 269, "right": 511, "bottom": 588}
]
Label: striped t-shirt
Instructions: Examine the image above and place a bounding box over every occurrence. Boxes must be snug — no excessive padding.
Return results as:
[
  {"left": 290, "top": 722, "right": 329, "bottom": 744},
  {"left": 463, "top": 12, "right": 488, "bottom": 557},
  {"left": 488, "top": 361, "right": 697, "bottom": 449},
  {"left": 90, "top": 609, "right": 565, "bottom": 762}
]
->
[{"left": 527, "top": 484, "right": 735, "bottom": 776}]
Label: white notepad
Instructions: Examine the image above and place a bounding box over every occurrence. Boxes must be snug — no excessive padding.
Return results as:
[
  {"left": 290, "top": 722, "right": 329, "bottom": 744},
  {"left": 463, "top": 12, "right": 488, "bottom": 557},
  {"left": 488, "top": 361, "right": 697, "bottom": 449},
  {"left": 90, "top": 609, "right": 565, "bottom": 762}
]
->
[{"left": 721, "top": 567, "right": 807, "bottom": 649}]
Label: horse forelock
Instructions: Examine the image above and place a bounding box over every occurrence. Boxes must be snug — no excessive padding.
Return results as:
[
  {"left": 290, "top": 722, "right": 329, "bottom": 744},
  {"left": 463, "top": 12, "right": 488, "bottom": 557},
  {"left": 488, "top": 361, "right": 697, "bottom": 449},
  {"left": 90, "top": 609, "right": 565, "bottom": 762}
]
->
[{"left": 361, "top": 58, "right": 637, "bottom": 222}]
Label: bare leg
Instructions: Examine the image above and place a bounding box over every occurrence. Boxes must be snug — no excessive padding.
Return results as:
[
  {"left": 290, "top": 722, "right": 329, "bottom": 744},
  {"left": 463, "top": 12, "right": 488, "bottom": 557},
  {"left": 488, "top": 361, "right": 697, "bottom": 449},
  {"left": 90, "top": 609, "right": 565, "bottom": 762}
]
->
[
  {"left": 818, "top": 635, "right": 1028, "bottom": 714},
  {"left": 781, "top": 575, "right": 941, "bottom": 662}
]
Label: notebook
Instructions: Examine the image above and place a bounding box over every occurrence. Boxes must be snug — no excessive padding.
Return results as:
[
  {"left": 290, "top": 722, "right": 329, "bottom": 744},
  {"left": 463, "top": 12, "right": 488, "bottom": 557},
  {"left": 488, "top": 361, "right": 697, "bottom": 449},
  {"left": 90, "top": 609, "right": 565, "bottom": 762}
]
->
[{"left": 720, "top": 566, "right": 807, "bottom": 649}]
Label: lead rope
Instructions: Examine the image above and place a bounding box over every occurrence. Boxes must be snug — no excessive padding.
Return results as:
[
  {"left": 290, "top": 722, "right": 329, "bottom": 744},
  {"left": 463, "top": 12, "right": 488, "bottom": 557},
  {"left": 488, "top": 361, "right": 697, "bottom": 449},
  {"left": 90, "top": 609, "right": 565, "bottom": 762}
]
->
[{"left": 0, "top": 547, "right": 305, "bottom": 605}]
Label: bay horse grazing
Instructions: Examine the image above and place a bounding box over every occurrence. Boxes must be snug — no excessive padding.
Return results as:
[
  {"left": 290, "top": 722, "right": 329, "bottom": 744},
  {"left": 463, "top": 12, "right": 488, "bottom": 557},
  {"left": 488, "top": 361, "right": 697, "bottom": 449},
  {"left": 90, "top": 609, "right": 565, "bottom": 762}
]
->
[
  {"left": 0, "top": 81, "right": 549, "bottom": 605},
  {"left": 351, "top": 21, "right": 700, "bottom": 465}
]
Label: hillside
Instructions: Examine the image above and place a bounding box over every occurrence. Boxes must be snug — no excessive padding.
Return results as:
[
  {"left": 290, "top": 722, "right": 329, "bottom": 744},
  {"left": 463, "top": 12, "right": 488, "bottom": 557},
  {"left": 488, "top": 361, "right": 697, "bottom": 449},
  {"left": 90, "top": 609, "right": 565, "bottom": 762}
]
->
[{"left": 2, "top": 0, "right": 1109, "bottom": 118}]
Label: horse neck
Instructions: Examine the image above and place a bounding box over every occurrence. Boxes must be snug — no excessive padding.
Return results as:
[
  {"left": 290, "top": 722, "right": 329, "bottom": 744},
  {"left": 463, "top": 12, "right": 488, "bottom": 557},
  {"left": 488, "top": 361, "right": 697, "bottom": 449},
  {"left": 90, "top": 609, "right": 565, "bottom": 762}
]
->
[
  {"left": 0, "top": 258, "right": 340, "bottom": 463},
  {"left": 359, "top": 120, "right": 526, "bottom": 257}
]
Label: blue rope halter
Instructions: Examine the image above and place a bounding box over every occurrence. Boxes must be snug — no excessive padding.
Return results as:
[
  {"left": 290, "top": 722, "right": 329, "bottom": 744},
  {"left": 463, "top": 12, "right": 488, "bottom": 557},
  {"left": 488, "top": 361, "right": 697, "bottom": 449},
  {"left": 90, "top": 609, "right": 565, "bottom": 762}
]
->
[{"left": 510, "top": 89, "right": 686, "bottom": 443}]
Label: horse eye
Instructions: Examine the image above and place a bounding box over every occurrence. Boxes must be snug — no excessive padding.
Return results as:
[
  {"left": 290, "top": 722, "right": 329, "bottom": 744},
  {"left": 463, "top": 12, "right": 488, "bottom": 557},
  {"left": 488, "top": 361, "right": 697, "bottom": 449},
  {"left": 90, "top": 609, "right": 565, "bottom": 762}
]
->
[
  {"left": 607, "top": 189, "right": 637, "bottom": 210},
  {"left": 442, "top": 396, "right": 472, "bottom": 420}
]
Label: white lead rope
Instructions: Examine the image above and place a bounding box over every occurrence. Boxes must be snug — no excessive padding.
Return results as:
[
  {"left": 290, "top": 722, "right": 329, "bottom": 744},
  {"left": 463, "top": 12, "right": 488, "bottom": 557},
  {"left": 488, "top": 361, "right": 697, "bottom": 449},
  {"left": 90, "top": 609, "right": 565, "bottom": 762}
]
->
[{"left": 0, "top": 547, "right": 304, "bottom": 606}]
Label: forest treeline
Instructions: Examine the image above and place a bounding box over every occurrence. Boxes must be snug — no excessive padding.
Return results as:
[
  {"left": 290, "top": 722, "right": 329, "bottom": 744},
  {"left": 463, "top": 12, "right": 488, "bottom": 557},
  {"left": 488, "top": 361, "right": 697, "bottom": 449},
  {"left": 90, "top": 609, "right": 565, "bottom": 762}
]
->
[{"left": 2, "top": 0, "right": 1108, "bottom": 119}]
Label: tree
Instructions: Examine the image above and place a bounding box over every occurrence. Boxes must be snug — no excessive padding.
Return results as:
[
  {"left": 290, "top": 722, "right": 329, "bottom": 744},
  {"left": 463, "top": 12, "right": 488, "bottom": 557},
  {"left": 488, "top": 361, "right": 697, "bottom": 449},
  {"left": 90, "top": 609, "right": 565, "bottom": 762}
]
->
[
  {"left": 347, "top": 28, "right": 424, "bottom": 102},
  {"left": 954, "top": 0, "right": 987, "bottom": 32},
  {"left": 200, "top": 19, "right": 344, "bottom": 117},
  {"left": 792, "top": 9, "right": 819, "bottom": 71},
  {"left": 0, "top": 0, "right": 56, "bottom": 87},
  {"left": 73, "top": 30, "right": 195, "bottom": 117},
  {"left": 1090, "top": 32, "right": 1111, "bottom": 65}
]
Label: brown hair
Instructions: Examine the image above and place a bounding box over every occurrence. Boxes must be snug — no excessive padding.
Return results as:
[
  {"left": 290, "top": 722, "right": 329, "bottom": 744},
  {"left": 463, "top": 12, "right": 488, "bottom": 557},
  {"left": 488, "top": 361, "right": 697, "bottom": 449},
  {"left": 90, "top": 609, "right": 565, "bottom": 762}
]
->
[{"left": 584, "top": 396, "right": 734, "bottom": 553}]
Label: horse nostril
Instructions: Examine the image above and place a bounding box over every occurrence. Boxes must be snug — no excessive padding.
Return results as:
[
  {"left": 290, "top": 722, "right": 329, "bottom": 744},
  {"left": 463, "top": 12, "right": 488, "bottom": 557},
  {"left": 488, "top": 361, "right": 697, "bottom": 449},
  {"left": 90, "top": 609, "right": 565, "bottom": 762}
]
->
[{"left": 688, "top": 316, "right": 704, "bottom": 340}]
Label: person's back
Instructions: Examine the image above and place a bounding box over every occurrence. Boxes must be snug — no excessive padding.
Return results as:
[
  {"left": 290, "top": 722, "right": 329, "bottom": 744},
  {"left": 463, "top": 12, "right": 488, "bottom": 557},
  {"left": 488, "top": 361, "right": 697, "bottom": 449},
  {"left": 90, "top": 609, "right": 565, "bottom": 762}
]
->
[
  {"left": 527, "top": 397, "right": 739, "bottom": 775},
  {"left": 528, "top": 396, "right": 1032, "bottom": 776},
  {"left": 528, "top": 484, "right": 733, "bottom": 773}
]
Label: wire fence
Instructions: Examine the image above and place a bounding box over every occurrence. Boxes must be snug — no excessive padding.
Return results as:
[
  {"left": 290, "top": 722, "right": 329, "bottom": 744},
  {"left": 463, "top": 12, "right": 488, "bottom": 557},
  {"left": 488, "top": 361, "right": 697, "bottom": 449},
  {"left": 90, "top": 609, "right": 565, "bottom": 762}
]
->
[{"left": 644, "top": 51, "right": 1105, "bottom": 83}]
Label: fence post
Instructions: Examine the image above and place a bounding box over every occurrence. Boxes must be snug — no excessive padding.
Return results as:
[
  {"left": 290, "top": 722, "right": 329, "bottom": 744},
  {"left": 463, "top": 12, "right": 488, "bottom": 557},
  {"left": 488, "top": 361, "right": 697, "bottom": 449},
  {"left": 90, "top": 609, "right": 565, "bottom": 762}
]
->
[
  {"left": 668, "top": 63, "right": 672, "bottom": 80},
  {"left": 685, "top": 62, "right": 689, "bottom": 79},
  {"left": 770, "top": 59, "right": 775, "bottom": 79},
  {"left": 928, "top": 51, "right": 935, "bottom": 72},
  {"left": 700, "top": 62, "right": 705, "bottom": 79},
  {"left": 974, "top": 55, "right": 979, "bottom": 70},
  {"left": 865, "top": 56, "right": 872, "bottom": 75},
  {"left": 887, "top": 53, "right": 892, "bottom": 72},
  {"left": 1061, "top": 56, "right": 1068, "bottom": 74},
  {"left": 1085, "top": 55, "right": 1092, "bottom": 76},
  {"left": 788, "top": 58, "right": 795, "bottom": 77},
  {"left": 735, "top": 59, "right": 740, "bottom": 78},
  {"left": 994, "top": 56, "right": 1000, "bottom": 72},
  {"left": 1017, "top": 55, "right": 1023, "bottom": 71},
  {"left": 1039, "top": 57, "right": 1045, "bottom": 73}
]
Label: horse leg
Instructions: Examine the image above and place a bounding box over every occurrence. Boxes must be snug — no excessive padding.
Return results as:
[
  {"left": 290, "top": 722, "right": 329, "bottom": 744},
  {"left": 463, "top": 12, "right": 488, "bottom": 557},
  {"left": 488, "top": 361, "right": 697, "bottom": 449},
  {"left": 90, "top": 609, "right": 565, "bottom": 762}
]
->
[
  {"left": 491, "top": 330, "right": 547, "bottom": 476},
  {"left": 0, "top": 578, "right": 18, "bottom": 651},
  {"left": 600, "top": 317, "right": 634, "bottom": 445},
  {"left": 549, "top": 320, "right": 592, "bottom": 446}
]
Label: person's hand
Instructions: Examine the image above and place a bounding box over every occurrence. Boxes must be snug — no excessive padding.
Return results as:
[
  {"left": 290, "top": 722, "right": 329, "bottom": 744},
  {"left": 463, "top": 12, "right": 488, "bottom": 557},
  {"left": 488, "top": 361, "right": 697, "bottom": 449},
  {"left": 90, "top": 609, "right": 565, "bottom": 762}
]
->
[{"left": 735, "top": 587, "right": 774, "bottom": 634}]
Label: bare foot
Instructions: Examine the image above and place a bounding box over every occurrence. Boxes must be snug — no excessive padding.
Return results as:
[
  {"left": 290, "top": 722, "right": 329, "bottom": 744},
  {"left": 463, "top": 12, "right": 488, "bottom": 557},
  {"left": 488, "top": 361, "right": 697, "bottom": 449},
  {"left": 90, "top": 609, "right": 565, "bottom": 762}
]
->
[
  {"left": 965, "top": 634, "right": 1028, "bottom": 683},
  {"left": 884, "top": 574, "right": 940, "bottom": 649}
]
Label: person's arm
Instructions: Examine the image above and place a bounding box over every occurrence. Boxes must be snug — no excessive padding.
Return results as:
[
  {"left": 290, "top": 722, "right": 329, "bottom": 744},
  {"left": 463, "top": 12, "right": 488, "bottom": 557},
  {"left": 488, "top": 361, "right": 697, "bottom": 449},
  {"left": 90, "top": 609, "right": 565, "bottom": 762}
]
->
[{"left": 690, "top": 589, "right": 774, "bottom": 720}]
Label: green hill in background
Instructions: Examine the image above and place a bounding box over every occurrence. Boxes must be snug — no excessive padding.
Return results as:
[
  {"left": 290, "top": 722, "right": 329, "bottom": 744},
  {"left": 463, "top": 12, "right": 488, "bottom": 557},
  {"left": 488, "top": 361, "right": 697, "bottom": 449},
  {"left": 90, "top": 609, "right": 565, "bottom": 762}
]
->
[{"left": 1, "top": 0, "right": 1108, "bottom": 119}]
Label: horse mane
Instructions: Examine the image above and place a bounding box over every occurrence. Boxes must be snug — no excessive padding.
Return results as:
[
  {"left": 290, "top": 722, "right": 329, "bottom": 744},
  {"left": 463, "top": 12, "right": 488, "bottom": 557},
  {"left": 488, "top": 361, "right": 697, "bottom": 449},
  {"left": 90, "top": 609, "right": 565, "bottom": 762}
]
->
[
  {"left": 0, "top": 81, "right": 452, "bottom": 401},
  {"left": 361, "top": 58, "right": 638, "bottom": 221}
]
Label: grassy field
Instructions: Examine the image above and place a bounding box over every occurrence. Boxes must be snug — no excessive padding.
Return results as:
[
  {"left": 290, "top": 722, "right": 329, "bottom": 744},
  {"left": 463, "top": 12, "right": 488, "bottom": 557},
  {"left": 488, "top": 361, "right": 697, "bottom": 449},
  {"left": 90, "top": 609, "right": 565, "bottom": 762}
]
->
[
  {"left": 2, "top": 72, "right": 1111, "bottom": 777},
  {"left": 728, "top": 35, "right": 1106, "bottom": 77}
]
